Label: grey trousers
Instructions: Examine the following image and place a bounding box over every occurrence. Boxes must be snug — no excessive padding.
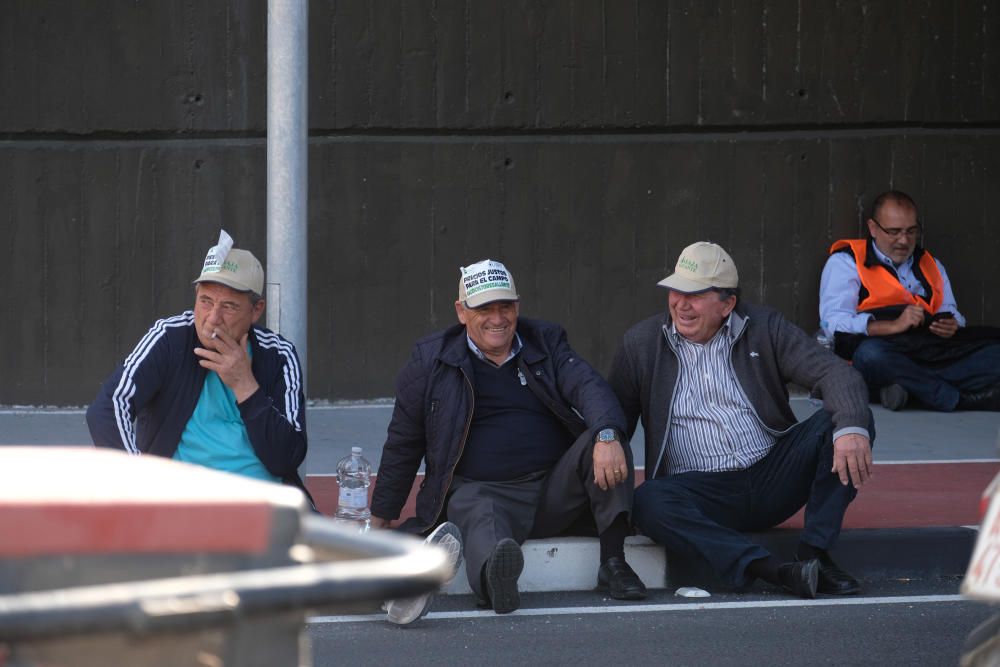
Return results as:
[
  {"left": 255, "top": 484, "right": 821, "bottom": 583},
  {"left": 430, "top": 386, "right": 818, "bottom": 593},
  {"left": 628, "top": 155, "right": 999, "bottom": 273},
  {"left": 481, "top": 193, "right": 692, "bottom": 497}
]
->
[{"left": 445, "top": 430, "right": 634, "bottom": 598}]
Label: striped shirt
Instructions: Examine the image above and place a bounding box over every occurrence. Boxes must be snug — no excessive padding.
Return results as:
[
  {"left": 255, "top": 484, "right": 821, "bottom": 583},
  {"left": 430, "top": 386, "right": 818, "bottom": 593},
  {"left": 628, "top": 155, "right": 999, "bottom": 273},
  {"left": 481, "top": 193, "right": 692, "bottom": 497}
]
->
[{"left": 666, "top": 318, "right": 776, "bottom": 475}]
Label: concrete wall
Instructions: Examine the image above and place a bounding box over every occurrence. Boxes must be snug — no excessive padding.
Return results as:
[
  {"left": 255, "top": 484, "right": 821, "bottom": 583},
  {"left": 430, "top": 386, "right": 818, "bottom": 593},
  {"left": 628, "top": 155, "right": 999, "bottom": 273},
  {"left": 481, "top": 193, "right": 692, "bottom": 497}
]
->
[{"left": 2, "top": 1, "right": 998, "bottom": 404}]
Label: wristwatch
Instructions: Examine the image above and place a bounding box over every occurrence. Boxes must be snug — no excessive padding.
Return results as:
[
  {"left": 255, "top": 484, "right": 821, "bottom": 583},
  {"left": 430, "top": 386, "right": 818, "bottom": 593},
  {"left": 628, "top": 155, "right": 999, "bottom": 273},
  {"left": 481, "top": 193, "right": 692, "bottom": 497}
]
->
[{"left": 595, "top": 428, "right": 620, "bottom": 444}]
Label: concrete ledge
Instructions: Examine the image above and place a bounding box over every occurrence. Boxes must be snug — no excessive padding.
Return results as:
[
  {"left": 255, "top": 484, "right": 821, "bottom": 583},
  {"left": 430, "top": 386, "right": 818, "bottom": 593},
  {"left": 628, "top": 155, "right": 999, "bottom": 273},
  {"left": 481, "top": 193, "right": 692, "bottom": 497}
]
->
[
  {"left": 443, "top": 536, "right": 666, "bottom": 595},
  {"left": 440, "top": 527, "right": 977, "bottom": 595}
]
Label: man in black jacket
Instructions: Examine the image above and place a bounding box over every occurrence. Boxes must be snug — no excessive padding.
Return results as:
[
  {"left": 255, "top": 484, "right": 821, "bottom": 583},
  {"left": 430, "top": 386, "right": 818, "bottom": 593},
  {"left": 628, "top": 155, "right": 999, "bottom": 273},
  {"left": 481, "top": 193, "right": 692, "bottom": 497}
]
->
[{"left": 370, "top": 259, "right": 646, "bottom": 614}]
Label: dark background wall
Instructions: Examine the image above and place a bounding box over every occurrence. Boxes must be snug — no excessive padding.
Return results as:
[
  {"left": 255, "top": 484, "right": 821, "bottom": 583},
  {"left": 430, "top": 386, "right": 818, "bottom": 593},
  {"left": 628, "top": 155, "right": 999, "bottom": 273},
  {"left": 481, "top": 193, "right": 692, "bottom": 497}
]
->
[{"left": 2, "top": 1, "right": 998, "bottom": 405}]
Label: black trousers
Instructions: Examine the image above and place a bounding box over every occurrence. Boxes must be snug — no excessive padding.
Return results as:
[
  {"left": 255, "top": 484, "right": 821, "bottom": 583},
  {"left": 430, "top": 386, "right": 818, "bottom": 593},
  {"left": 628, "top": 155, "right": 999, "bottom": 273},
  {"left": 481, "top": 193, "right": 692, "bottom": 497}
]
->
[
  {"left": 445, "top": 430, "right": 634, "bottom": 598},
  {"left": 633, "top": 409, "right": 875, "bottom": 589}
]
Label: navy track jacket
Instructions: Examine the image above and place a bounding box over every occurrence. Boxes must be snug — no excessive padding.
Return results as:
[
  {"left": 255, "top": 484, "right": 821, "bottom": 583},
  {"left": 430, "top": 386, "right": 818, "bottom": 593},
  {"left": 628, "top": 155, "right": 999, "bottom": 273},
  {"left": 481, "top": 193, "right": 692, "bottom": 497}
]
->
[{"left": 86, "top": 311, "right": 309, "bottom": 492}]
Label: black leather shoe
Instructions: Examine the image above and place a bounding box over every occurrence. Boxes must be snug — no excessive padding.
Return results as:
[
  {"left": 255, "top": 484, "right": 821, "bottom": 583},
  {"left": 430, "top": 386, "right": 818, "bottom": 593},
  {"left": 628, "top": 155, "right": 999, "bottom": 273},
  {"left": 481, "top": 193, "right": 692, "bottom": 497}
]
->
[
  {"left": 484, "top": 538, "right": 523, "bottom": 614},
  {"left": 597, "top": 556, "right": 648, "bottom": 600},
  {"left": 958, "top": 385, "right": 1000, "bottom": 412},
  {"left": 811, "top": 551, "right": 861, "bottom": 595},
  {"left": 777, "top": 559, "right": 818, "bottom": 599}
]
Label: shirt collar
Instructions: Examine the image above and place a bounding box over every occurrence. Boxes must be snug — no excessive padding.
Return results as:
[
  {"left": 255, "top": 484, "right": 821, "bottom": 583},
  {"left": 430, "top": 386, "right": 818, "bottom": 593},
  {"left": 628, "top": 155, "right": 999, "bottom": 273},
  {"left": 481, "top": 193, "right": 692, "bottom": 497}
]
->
[
  {"left": 668, "top": 314, "right": 735, "bottom": 346},
  {"left": 870, "top": 240, "right": 914, "bottom": 270},
  {"left": 466, "top": 332, "right": 523, "bottom": 366}
]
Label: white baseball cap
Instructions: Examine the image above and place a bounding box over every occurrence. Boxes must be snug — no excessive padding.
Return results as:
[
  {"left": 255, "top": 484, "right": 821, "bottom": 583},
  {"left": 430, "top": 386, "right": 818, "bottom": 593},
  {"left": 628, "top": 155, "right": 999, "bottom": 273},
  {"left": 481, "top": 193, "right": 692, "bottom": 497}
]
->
[
  {"left": 192, "top": 230, "right": 264, "bottom": 296},
  {"left": 657, "top": 242, "right": 739, "bottom": 293},
  {"left": 458, "top": 259, "right": 519, "bottom": 307}
]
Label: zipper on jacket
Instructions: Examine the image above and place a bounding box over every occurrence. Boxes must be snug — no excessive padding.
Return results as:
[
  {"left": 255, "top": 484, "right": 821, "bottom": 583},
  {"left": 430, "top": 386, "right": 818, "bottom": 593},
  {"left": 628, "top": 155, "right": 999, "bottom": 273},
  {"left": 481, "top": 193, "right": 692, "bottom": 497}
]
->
[
  {"left": 724, "top": 321, "right": 795, "bottom": 438},
  {"left": 431, "top": 368, "right": 475, "bottom": 525},
  {"left": 652, "top": 326, "right": 682, "bottom": 480},
  {"left": 517, "top": 358, "right": 585, "bottom": 436}
]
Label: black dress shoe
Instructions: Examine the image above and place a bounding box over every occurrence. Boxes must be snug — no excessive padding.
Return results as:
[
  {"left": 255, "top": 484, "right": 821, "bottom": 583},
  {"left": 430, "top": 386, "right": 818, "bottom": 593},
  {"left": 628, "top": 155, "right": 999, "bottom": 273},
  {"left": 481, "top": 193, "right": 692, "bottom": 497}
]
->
[
  {"left": 811, "top": 551, "right": 861, "bottom": 595},
  {"left": 484, "top": 538, "right": 523, "bottom": 614},
  {"left": 597, "top": 556, "right": 648, "bottom": 600},
  {"left": 777, "top": 559, "right": 818, "bottom": 599},
  {"left": 958, "top": 384, "right": 1000, "bottom": 412}
]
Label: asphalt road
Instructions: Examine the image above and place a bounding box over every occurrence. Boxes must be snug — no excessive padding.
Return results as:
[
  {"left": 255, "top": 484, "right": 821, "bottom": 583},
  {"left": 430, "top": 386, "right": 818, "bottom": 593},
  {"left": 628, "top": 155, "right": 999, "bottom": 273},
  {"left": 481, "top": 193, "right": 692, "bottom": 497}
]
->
[{"left": 308, "top": 578, "right": 989, "bottom": 666}]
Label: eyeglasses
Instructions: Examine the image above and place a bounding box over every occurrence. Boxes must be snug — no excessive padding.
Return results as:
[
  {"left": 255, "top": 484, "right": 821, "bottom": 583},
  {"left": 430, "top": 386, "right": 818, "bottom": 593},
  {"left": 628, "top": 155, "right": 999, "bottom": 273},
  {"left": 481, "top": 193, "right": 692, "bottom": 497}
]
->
[{"left": 871, "top": 218, "right": 921, "bottom": 239}]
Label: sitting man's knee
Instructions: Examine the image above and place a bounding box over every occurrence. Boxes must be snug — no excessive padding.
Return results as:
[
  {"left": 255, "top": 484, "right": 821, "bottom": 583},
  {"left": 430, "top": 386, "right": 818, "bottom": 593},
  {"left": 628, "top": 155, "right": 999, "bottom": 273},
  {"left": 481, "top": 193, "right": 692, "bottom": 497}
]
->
[
  {"left": 632, "top": 482, "right": 653, "bottom": 514},
  {"left": 633, "top": 479, "right": 689, "bottom": 516},
  {"left": 851, "top": 338, "right": 891, "bottom": 368}
]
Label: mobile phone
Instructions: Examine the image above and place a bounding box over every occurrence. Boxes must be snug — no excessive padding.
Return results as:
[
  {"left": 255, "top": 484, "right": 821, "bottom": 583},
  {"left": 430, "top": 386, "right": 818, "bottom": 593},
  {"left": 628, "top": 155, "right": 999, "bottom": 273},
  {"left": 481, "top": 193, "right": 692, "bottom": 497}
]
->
[{"left": 932, "top": 311, "right": 954, "bottom": 321}]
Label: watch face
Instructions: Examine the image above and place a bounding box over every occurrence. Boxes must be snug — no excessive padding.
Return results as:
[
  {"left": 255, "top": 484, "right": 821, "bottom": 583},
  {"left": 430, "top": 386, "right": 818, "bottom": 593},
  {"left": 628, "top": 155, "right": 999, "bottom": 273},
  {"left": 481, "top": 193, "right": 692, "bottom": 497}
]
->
[{"left": 598, "top": 428, "right": 617, "bottom": 442}]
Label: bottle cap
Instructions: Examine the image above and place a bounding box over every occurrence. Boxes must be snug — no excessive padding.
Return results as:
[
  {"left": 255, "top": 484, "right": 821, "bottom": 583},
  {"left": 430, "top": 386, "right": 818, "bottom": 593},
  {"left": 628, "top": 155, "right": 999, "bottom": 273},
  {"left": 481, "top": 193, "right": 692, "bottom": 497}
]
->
[{"left": 351, "top": 446, "right": 362, "bottom": 455}]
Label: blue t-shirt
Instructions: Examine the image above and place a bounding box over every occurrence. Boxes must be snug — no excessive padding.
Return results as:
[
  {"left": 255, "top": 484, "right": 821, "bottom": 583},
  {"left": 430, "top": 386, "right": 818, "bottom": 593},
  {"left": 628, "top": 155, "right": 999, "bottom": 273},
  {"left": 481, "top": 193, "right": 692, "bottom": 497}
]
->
[{"left": 174, "top": 349, "right": 279, "bottom": 483}]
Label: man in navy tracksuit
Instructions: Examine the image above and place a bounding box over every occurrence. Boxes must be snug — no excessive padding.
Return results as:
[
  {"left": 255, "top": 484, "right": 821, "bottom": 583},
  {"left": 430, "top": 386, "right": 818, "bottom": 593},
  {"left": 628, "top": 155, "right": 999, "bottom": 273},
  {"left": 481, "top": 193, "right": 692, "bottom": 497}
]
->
[{"left": 87, "top": 232, "right": 309, "bottom": 495}]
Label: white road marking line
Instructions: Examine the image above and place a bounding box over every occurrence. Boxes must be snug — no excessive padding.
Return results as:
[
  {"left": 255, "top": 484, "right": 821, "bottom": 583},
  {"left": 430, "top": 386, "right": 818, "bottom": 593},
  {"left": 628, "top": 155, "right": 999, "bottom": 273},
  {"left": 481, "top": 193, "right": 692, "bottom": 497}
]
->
[{"left": 308, "top": 593, "right": 967, "bottom": 624}]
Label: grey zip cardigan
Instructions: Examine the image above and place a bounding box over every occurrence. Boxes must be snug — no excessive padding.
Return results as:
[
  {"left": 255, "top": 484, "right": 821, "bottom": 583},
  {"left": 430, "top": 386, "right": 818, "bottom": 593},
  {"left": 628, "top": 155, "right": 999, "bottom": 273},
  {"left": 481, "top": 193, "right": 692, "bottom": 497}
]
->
[{"left": 608, "top": 301, "right": 872, "bottom": 479}]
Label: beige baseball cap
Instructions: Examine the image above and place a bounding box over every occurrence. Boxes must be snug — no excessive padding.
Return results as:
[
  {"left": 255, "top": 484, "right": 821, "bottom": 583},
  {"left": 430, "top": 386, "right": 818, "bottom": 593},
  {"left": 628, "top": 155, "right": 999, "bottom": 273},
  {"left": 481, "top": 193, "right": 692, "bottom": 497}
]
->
[
  {"left": 458, "top": 259, "right": 519, "bottom": 307},
  {"left": 193, "top": 231, "right": 264, "bottom": 296},
  {"left": 657, "top": 242, "right": 739, "bottom": 293}
]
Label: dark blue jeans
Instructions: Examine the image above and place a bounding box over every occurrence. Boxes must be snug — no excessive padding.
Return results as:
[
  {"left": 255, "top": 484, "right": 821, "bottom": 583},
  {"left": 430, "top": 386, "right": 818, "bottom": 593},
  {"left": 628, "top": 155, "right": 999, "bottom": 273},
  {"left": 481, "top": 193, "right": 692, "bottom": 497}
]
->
[
  {"left": 633, "top": 409, "right": 873, "bottom": 588},
  {"left": 852, "top": 339, "right": 1000, "bottom": 411}
]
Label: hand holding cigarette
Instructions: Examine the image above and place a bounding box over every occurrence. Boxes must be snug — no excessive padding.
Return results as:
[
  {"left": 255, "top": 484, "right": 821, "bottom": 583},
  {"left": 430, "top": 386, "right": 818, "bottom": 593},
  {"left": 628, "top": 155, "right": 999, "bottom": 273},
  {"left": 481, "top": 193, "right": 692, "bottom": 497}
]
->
[{"left": 194, "top": 329, "right": 259, "bottom": 402}]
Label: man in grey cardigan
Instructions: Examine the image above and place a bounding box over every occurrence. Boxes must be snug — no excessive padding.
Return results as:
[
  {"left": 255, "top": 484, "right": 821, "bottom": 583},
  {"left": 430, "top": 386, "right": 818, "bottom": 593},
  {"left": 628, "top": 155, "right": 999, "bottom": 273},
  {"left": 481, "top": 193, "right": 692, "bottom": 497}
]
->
[{"left": 609, "top": 242, "right": 874, "bottom": 598}]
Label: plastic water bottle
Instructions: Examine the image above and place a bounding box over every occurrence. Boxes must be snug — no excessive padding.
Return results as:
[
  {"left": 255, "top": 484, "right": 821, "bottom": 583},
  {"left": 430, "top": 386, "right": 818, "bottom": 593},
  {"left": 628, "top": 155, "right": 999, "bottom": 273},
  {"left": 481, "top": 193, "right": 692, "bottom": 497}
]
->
[{"left": 334, "top": 446, "right": 372, "bottom": 532}]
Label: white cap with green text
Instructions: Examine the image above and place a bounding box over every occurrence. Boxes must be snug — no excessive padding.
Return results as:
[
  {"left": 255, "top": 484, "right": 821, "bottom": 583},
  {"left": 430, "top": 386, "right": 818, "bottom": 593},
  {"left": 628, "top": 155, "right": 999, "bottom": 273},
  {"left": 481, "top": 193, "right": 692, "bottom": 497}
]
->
[
  {"left": 657, "top": 241, "right": 739, "bottom": 294},
  {"left": 458, "top": 259, "right": 519, "bottom": 308},
  {"left": 193, "top": 229, "right": 265, "bottom": 296}
]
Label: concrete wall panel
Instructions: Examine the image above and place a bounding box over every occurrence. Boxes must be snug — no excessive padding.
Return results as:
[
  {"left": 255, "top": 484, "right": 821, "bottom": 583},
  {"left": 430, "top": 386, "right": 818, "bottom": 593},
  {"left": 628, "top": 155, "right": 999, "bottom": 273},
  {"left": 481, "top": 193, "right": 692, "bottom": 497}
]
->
[
  {"left": 8, "top": 132, "right": 995, "bottom": 403},
  {"left": 1, "top": 2, "right": 266, "bottom": 133},
  {"left": 4, "top": 1, "right": 998, "bottom": 132},
  {"left": 2, "top": 1, "right": 998, "bottom": 404}
]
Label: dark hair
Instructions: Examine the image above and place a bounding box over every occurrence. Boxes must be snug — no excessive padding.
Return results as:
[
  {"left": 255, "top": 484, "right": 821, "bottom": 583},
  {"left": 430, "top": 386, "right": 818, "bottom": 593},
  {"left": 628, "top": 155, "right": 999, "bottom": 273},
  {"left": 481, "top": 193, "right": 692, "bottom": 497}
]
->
[
  {"left": 715, "top": 287, "right": 740, "bottom": 302},
  {"left": 870, "top": 190, "right": 918, "bottom": 220}
]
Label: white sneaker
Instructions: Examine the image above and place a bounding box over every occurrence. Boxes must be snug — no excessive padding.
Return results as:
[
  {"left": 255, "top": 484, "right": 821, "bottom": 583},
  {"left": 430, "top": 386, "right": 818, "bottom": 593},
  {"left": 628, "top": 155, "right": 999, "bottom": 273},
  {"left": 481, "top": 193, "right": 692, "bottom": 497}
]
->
[{"left": 385, "top": 522, "right": 463, "bottom": 625}]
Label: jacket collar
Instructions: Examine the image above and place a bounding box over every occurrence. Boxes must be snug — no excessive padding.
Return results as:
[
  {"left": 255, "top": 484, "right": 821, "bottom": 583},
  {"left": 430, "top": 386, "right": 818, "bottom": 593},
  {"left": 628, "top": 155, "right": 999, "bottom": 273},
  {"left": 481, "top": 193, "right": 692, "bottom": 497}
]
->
[
  {"left": 438, "top": 321, "right": 547, "bottom": 367},
  {"left": 438, "top": 324, "right": 473, "bottom": 367}
]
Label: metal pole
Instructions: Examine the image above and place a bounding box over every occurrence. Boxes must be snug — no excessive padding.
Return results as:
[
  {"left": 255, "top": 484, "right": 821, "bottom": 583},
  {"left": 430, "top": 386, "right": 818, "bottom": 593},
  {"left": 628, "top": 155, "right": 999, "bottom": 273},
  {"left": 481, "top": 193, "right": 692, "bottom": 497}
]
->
[{"left": 266, "top": 0, "right": 308, "bottom": 388}]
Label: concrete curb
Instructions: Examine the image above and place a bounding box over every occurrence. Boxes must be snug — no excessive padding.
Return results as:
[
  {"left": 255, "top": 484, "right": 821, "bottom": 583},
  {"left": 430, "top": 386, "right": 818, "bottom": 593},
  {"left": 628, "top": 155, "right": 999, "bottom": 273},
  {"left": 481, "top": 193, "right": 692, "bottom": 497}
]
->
[
  {"left": 443, "top": 535, "right": 666, "bottom": 595},
  {"left": 442, "top": 527, "right": 977, "bottom": 596}
]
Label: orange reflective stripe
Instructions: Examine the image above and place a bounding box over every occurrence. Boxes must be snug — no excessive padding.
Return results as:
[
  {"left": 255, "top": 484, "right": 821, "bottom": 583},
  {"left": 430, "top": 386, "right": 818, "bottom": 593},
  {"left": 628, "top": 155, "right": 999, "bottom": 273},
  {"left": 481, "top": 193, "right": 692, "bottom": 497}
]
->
[{"left": 829, "top": 239, "right": 944, "bottom": 315}]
